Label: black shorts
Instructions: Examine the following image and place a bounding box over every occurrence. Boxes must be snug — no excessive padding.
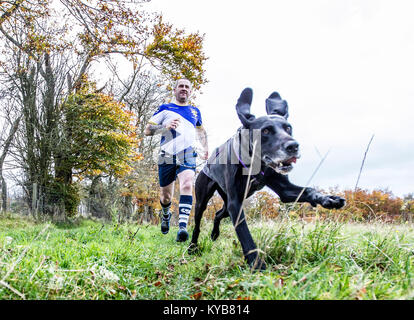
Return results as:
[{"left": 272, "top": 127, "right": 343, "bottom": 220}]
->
[{"left": 158, "top": 150, "right": 197, "bottom": 187}]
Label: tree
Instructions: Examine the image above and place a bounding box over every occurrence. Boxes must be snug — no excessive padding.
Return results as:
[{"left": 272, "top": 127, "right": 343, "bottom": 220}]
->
[
  {"left": 59, "top": 78, "right": 140, "bottom": 182},
  {"left": 145, "top": 17, "right": 208, "bottom": 91},
  {"left": 1, "top": 0, "right": 207, "bottom": 90},
  {"left": 0, "top": 117, "right": 21, "bottom": 211},
  {"left": 117, "top": 72, "right": 167, "bottom": 220},
  {"left": 50, "top": 77, "right": 140, "bottom": 215},
  {"left": 0, "top": 0, "right": 208, "bottom": 216},
  {"left": 0, "top": 108, "right": 21, "bottom": 212},
  {"left": 86, "top": 69, "right": 169, "bottom": 221},
  {"left": 0, "top": 1, "right": 48, "bottom": 29},
  {"left": 0, "top": 54, "right": 25, "bottom": 212}
]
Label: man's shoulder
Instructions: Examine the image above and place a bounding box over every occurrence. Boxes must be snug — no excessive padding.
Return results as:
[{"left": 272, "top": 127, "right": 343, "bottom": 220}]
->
[
  {"left": 158, "top": 103, "right": 174, "bottom": 110},
  {"left": 166, "top": 103, "right": 197, "bottom": 109},
  {"left": 190, "top": 105, "right": 202, "bottom": 115},
  {"left": 153, "top": 103, "right": 178, "bottom": 114},
  {"left": 165, "top": 103, "right": 201, "bottom": 114}
]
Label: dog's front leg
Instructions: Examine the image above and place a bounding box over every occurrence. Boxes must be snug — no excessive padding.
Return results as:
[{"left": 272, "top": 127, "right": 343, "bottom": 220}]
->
[
  {"left": 264, "top": 169, "right": 345, "bottom": 209},
  {"left": 226, "top": 191, "right": 266, "bottom": 271}
]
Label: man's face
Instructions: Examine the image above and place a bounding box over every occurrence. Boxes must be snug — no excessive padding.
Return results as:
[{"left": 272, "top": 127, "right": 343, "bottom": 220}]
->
[{"left": 174, "top": 79, "right": 192, "bottom": 104}]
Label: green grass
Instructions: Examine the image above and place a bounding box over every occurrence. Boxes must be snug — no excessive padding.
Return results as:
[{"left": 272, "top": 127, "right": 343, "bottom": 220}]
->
[{"left": 0, "top": 213, "right": 413, "bottom": 300}]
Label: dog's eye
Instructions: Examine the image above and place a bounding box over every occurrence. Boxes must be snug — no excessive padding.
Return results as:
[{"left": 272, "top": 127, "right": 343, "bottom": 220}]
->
[
  {"left": 285, "top": 126, "right": 292, "bottom": 134},
  {"left": 263, "top": 128, "right": 270, "bottom": 135}
]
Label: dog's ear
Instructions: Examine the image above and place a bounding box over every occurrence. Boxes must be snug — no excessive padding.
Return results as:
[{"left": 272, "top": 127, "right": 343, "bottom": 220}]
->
[
  {"left": 236, "top": 88, "right": 255, "bottom": 128},
  {"left": 266, "top": 91, "right": 289, "bottom": 119}
]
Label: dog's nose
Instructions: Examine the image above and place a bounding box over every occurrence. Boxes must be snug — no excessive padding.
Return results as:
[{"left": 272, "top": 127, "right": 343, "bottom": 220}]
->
[{"left": 284, "top": 141, "right": 299, "bottom": 154}]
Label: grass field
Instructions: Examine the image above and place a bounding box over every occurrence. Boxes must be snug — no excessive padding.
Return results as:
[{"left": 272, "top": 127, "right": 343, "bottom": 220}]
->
[{"left": 0, "top": 214, "right": 413, "bottom": 300}]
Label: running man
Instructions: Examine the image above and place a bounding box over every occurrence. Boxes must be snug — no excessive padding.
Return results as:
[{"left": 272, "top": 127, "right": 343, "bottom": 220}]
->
[{"left": 144, "top": 78, "right": 208, "bottom": 242}]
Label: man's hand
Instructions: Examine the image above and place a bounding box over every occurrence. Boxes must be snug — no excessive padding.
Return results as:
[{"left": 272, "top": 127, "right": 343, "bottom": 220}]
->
[
  {"left": 196, "top": 126, "right": 208, "bottom": 160},
  {"left": 166, "top": 118, "right": 180, "bottom": 130},
  {"left": 199, "top": 149, "right": 209, "bottom": 160}
]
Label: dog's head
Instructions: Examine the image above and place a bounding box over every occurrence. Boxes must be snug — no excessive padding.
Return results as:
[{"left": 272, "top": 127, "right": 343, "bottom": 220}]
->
[{"left": 235, "top": 88, "right": 300, "bottom": 174}]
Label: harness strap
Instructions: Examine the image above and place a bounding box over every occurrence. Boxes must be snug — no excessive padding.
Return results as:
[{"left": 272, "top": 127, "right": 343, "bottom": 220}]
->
[
  {"left": 231, "top": 129, "right": 265, "bottom": 176},
  {"left": 235, "top": 150, "right": 265, "bottom": 176}
]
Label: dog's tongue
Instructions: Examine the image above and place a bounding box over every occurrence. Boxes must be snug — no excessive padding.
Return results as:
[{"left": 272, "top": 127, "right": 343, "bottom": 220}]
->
[{"left": 285, "top": 157, "right": 297, "bottom": 164}]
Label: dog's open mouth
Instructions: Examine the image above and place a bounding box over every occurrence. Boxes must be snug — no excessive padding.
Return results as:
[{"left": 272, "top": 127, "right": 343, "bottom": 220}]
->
[{"left": 265, "top": 156, "right": 297, "bottom": 174}]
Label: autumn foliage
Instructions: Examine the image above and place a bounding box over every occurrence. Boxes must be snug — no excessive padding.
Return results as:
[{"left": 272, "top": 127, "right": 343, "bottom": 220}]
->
[
  {"left": 0, "top": 0, "right": 209, "bottom": 217},
  {"left": 211, "top": 188, "right": 410, "bottom": 223},
  {"left": 333, "top": 188, "right": 404, "bottom": 221},
  {"left": 63, "top": 78, "right": 141, "bottom": 179},
  {"left": 145, "top": 17, "right": 208, "bottom": 91}
]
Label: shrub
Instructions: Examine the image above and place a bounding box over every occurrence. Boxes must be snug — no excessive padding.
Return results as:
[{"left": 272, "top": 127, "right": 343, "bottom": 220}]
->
[{"left": 245, "top": 187, "right": 406, "bottom": 223}]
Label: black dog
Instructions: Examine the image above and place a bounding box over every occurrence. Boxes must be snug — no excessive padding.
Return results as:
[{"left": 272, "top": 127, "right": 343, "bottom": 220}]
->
[{"left": 189, "top": 88, "right": 346, "bottom": 271}]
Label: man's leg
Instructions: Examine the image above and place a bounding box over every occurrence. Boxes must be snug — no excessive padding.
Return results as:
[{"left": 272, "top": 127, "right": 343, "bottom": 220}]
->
[
  {"left": 160, "top": 182, "right": 174, "bottom": 234},
  {"left": 176, "top": 169, "right": 195, "bottom": 242},
  {"left": 158, "top": 162, "right": 177, "bottom": 235}
]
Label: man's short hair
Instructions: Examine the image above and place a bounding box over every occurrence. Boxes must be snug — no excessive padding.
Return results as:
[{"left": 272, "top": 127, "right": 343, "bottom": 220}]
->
[{"left": 174, "top": 78, "right": 192, "bottom": 89}]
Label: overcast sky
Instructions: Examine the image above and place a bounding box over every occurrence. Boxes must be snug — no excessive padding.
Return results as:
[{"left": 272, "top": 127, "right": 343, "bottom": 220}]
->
[{"left": 145, "top": 0, "right": 414, "bottom": 197}]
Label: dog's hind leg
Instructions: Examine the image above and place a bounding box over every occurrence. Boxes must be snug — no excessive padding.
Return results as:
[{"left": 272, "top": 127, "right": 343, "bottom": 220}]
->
[
  {"left": 211, "top": 206, "right": 226, "bottom": 241},
  {"left": 211, "top": 188, "right": 229, "bottom": 241},
  {"left": 188, "top": 171, "right": 217, "bottom": 254}
]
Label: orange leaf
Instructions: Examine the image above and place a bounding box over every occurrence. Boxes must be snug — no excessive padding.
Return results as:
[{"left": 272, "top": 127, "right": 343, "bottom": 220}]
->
[
  {"left": 356, "top": 287, "right": 367, "bottom": 300},
  {"left": 275, "top": 278, "right": 284, "bottom": 287},
  {"left": 191, "top": 292, "right": 203, "bottom": 300},
  {"left": 292, "top": 276, "right": 307, "bottom": 286},
  {"left": 227, "top": 282, "right": 239, "bottom": 289}
]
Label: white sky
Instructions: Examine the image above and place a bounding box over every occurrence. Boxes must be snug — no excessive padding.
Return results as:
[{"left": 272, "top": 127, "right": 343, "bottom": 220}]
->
[{"left": 145, "top": 0, "right": 414, "bottom": 197}]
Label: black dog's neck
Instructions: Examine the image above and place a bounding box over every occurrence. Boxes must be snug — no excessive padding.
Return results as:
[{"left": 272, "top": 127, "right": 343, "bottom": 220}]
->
[{"left": 231, "top": 128, "right": 266, "bottom": 177}]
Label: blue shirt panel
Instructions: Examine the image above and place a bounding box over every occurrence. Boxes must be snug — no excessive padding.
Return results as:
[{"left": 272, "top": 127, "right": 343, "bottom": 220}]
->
[{"left": 152, "top": 103, "right": 202, "bottom": 127}]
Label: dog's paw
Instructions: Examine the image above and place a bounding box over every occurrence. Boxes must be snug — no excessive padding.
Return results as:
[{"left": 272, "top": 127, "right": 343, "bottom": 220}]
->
[
  {"left": 320, "top": 195, "right": 346, "bottom": 209},
  {"left": 187, "top": 243, "right": 200, "bottom": 255},
  {"left": 246, "top": 252, "right": 267, "bottom": 272},
  {"left": 210, "top": 227, "right": 220, "bottom": 241},
  {"left": 249, "top": 258, "right": 267, "bottom": 272}
]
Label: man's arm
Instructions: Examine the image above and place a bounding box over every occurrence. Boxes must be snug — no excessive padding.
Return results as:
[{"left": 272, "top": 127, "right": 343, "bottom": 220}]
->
[
  {"left": 144, "top": 119, "right": 180, "bottom": 136},
  {"left": 196, "top": 126, "right": 209, "bottom": 160},
  {"left": 144, "top": 123, "right": 168, "bottom": 136}
]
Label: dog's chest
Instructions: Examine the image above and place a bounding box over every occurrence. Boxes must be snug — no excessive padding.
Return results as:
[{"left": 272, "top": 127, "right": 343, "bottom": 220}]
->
[{"left": 248, "top": 176, "right": 266, "bottom": 194}]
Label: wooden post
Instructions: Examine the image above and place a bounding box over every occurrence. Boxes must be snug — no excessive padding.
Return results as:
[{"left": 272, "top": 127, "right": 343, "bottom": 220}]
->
[{"left": 32, "top": 183, "right": 37, "bottom": 218}]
